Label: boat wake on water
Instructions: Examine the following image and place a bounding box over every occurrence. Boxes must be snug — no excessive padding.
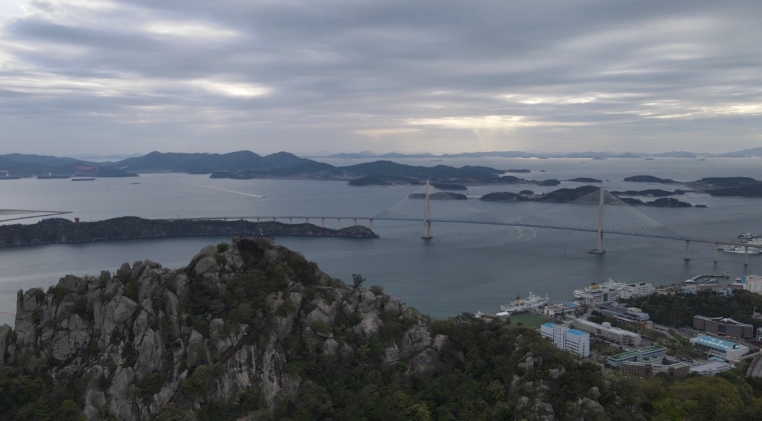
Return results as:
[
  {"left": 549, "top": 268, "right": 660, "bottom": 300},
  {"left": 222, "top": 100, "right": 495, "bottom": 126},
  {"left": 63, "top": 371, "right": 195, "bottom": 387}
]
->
[{"left": 191, "top": 184, "right": 266, "bottom": 198}]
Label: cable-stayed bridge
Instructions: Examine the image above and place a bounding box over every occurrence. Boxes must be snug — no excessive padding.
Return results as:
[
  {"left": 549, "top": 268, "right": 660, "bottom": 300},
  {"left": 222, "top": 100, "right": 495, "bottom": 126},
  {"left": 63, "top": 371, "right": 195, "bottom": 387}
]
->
[{"left": 171, "top": 183, "right": 758, "bottom": 263}]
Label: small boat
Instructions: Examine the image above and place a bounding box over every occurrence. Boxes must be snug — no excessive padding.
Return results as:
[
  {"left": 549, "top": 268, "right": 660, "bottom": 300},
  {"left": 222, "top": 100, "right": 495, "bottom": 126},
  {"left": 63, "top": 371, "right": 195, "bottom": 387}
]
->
[{"left": 130, "top": 182, "right": 140, "bottom": 185}]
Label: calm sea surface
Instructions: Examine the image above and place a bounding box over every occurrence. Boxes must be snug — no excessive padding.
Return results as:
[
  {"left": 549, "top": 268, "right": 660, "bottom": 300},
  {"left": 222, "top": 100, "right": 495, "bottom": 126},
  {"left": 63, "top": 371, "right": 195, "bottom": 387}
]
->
[{"left": 2, "top": 157, "right": 762, "bottom": 326}]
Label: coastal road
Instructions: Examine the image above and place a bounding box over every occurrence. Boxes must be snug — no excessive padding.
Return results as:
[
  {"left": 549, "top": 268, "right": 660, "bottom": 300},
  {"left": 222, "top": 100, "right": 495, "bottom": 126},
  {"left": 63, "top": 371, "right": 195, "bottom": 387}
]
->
[{"left": 746, "top": 354, "right": 762, "bottom": 378}]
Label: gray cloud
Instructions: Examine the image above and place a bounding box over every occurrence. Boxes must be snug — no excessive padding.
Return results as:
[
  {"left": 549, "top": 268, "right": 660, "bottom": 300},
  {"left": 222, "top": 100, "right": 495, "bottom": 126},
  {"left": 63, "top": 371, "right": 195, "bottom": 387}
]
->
[{"left": 0, "top": 0, "right": 761, "bottom": 155}]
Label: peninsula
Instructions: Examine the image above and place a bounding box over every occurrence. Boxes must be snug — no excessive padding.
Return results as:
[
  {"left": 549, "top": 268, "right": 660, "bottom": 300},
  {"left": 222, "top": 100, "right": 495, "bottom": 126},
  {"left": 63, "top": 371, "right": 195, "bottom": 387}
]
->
[{"left": 0, "top": 217, "right": 377, "bottom": 247}]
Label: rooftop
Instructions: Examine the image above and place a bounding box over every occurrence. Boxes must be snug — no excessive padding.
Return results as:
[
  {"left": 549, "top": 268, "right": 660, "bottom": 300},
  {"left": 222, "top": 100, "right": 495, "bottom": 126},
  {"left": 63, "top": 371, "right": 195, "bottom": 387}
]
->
[
  {"left": 574, "top": 318, "right": 641, "bottom": 336},
  {"left": 541, "top": 323, "right": 556, "bottom": 329},
  {"left": 692, "top": 335, "right": 740, "bottom": 350},
  {"left": 567, "top": 329, "right": 587, "bottom": 336},
  {"left": 608, "top": 346, "right": 666, "bottom": 361}
]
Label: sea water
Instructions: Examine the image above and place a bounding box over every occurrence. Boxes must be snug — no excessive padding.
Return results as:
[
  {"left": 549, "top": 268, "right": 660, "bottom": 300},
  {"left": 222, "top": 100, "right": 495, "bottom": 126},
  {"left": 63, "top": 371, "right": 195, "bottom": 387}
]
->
[{"left": 1, "top": 157, "right": 762, "bottom": 325}]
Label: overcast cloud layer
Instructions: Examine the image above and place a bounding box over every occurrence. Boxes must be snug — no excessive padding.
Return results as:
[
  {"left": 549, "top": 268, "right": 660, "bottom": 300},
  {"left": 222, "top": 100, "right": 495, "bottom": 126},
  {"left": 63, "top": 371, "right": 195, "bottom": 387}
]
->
[{"left": 1, "top": 0, "right": 761, "bottom": 155}]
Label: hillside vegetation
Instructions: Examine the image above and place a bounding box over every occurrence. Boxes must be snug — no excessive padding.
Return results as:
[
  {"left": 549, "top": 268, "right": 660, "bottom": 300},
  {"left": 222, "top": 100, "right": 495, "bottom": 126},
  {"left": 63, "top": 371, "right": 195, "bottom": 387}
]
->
[{"left": 2, "top": 240, "right": 762, "bottom": 420}]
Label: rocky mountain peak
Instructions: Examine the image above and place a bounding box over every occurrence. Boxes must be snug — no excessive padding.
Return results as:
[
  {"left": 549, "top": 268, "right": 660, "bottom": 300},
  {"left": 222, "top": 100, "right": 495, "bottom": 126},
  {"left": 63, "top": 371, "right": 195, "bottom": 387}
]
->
[{"left": 0, "top": 237, "right": 440, "bottom": 420}]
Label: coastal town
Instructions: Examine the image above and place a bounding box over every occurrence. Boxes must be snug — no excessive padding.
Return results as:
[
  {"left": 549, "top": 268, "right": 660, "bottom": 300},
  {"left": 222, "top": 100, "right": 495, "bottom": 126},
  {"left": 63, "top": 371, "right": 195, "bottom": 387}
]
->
[{"left": 481, "top": 273, "right": 762, "bottom": 379}]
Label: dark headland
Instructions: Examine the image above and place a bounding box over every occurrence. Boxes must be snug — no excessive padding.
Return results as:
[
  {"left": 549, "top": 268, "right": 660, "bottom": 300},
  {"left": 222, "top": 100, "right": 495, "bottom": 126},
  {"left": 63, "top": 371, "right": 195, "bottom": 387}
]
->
[{"left": 0, "top": 217, "right": 377, "bottom": 247}]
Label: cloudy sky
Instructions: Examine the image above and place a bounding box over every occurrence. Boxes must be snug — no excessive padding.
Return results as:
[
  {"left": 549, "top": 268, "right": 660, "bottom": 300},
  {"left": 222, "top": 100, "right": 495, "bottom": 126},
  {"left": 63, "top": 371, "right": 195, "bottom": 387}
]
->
[{"left": 0, "top": 0, "right": 761, "bottom": 155}]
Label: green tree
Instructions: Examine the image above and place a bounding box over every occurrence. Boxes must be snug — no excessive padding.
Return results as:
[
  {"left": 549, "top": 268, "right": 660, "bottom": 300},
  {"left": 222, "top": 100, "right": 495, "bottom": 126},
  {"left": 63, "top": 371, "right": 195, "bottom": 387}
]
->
[{"left": 351, "top": 273, "right": 366, "bottom": 289}]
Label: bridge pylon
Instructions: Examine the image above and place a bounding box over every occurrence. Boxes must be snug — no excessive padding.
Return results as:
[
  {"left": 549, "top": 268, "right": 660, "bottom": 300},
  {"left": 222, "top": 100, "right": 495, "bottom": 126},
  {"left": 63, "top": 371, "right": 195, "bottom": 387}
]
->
[
  {"left": 422, "top": 180, "right": 433, "bottom": 239},
  {"left": 589, "top": 185, "right": 606, "bottom": 254}
]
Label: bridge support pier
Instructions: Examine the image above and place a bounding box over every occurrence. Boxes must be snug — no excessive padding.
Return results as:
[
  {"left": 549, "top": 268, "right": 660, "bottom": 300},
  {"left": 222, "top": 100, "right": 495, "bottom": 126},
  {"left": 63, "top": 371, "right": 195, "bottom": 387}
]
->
[
  {"left": 321, "top": 218, "right": 325, "bottom": 227},
  {"left": 289, "top": 218, "right": 292, "bottom": 223},
  {"left": 353, "top": 218, "right": 357, "bottom": 226},
  {"left": 368, "top": 219, "right": 373, "bottom": 230},
  {"left": 423, "top": 220, "right": 432, "bottom": 240},
  {"left": 746, "top": 246, "right": 750, "bottom": 266},
  {"left": 684, "top": 240, "right": 691, "bottom": 261},
  {"left": 337, "top": 218, "right": 341, "bottom": 228},
  {"left": 714, "top": 244, "right": 719, "bottom": 263}
]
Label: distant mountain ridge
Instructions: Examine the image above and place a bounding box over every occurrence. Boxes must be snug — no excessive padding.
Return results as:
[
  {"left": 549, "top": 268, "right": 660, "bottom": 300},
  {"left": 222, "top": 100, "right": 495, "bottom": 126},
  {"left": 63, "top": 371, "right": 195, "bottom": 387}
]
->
[
  {"left": 0, "top": 154, "right": 136, "bottom": 177},
  {"left": 112, "top": 150, "right": 314, "bottom": 173}
]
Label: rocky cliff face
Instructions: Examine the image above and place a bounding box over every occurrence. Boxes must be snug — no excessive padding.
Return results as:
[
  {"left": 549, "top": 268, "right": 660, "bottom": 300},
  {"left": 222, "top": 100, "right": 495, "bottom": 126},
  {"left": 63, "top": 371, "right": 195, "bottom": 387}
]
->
[
  {"left": 0, "top": 238, "right": 439, "bottom": 420},
  {"left": 0, "top": 238, "right": 627, "bottom": 421}
]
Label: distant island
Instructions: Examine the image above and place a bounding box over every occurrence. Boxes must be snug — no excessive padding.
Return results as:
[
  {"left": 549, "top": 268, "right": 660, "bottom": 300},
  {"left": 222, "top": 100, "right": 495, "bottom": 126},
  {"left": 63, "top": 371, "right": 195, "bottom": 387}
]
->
[
  {"left": 480, "top": 185, "right": 701, "bottom": 207},
  {"left": 610, "top": 189, "right": 687, "bottom": 197},
  {"left": 4, "top": 150, "right": 762, "bottom": 195},
  {"left": 480, "top": 185, "right": 600, "bottom": 203},
  {"left": 618, "top": 197, "right": 696, "bottom": 208},
  {"left": 0, "top": 217, "right": 377, "bottom": 247},
  {"left": 624, "top": 175, "right": 676, "bottom": 184}
]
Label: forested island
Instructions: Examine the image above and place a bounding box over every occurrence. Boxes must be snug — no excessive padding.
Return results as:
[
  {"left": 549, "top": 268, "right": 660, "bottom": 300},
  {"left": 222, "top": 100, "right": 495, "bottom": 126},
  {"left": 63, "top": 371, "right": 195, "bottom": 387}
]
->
[
  {"left": 610, "top": 188, "right": 688, "bottom": 197},
  {"left": 1, "top": 239, "right": 762, "bottom": 420},
  {"left": 480, "top": 185, "right": 700, "bottom": 206},
  {"left": 0, "top": 217, "right": 377, "bottom": 247},
  {"left": 624, "top": 175, "right": 676, "bottom": 183}
]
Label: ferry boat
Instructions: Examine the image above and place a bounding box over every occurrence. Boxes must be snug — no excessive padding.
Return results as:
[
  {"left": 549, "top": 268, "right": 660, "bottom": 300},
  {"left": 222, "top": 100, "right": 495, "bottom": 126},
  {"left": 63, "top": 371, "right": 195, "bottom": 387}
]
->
[
  {"left": 573, "top": 278, "right": 624, "bottom": 298},
  {"left": 496, "top": 292, "right": 549, "bottom": 317},
  {"left": 721, "top": 245, "right": 762, "bottom": 255}
]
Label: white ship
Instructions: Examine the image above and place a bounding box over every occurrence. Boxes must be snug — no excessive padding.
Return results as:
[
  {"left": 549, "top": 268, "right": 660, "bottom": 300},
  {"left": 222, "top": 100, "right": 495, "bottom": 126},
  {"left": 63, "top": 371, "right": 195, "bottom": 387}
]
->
[
  {"left": 496, "top": 292, "right": 549, "bottom": 317},
  {"left": 721, "top": 245, "right": 762, "bottom": 255},
  {"left": 573, "top": 278, "right": 623, "bottom": 298}
]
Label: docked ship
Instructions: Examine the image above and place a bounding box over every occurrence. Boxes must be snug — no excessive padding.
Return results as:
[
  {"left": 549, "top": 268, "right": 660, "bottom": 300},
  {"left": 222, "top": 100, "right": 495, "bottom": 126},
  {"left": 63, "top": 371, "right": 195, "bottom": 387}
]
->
[
  {"left": 573, "top": 278, "right": 624, "bottom": 298},
  {"left": 496, "top": 292, "right": 549, "bottom": 317}
]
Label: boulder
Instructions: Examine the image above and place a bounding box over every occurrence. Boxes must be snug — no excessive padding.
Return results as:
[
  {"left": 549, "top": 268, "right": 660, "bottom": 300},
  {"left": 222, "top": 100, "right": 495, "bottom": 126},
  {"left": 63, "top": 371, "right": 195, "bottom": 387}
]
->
[
  {"left": 186, "top": 330, "right": 210, "bottom": 368},
  {"left": 323, "top": 338, "right": 340, "bottom": 355},
  {"left": 400, "top": 325, "right": 431, "bottom": 359},
  {"left": 0, "top": 324, "right": 12, "bottom": 366}
]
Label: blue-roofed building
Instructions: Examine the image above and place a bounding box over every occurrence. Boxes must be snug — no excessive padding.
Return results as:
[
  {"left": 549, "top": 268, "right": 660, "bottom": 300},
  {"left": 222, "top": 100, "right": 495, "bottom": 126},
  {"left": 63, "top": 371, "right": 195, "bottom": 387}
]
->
[
  {"left": 690, "top": 334, "right": 749, "bottom": 360},
  {"left": 539, "top": 323, "right": 590, "bottom": 357}
]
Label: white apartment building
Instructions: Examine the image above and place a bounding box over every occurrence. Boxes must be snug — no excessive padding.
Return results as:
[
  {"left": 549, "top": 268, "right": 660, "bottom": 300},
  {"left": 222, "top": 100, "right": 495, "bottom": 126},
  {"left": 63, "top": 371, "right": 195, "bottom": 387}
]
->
[
  {"left": 744, "top": 275, "right": 762, "bottom": 294},
  {"left": 571, "top": 319, "right": 642, "bottom": 347},
  {"left": 541, "top": 323, "right": 591, "bottom": 357},
  {"left": 618, "top": 282, "right": 656, "bottom": 299}
]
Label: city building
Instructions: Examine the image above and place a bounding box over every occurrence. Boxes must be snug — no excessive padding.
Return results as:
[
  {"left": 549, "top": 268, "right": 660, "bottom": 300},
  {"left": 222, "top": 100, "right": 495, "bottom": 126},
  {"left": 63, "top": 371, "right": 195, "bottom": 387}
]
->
[
  {"left": 693, "top": 315, "right": 754, "bottom": 339},
  {"left": 571, "top": 319, "right": 642, "bottom": 346},
  {"left": 606, "top": 346, "right": 667, "bottom": 369},
  {"left": 618, "top": 282, "right": 656, "bottom": 299},
  {"left": 745, "top": 275, "right": 762, "bottom": 293},
  {"left": 689, "top": 361, "right": 732, "bottom": 376},
  {"left": 690, "top": 335, "right": 749, "bottom": 360},
  {"left": 540, "top": 323, "right": 590, "bottom": 357},
  {"left": 577, "top": 287, "right": 617, "bottom": 306},
  {"left": 596, "top": 304, "right": 650, "bottom": 325},
  {"left": 543, "top": 302, "right": 580, "bottom": 318},
  {"left": 622, "top": 357, "right": 690, "bottom": 378}
]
